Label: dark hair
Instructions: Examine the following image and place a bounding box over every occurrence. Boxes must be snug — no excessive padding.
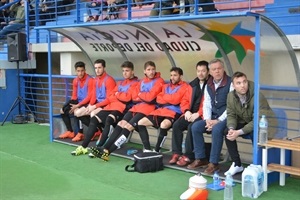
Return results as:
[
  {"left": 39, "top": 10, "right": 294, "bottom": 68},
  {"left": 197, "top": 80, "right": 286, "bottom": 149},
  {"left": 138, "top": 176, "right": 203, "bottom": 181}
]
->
[
  {"left": 121, "top": 61, "right": 134, "bottom": 70},
  {"left": 144, "top": 61, "right": 156, "bottom": 69},
  {"left": 196, "top": 60, "right": 209, "bottom": 71},
  {"left": 94, "top": 59, "right": 106, "bottom": 68},
  {"left": 232, "top": 71, "right": 247, "bottom": 81},
  {"left": 170, "top": 67, "right": 183, "bottom": 76},
  {"left": 74, "top": 61, "right": 85, "bottom": 69}
]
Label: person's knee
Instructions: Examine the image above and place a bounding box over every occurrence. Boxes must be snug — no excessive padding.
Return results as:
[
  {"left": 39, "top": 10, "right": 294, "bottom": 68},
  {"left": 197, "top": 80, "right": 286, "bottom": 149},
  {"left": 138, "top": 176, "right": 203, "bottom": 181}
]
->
[
  {"left": 90, "top": 116, "right": 98, "bottom": 125},
  {"left": 124, "top": 123, "right": 134, "bottom": 131},
  {"left": 89, "top": 112, "right": 94, "bottom": 118},
  {"left": 212, "top": 122, "right": 226, "bottom": 135},
  {"left": 117, "top": 120, "right": 127, "bottom": 127},
  {"left": 75, "top": 107, "right": 88, "bottom": 117},
  {"left": 137, "top": 117, "right": 147, "bottom": 126},
  {"left": 191, "top": 120, "right": 203, "bottom": 131},
  {"left": 172, "top": 120, "right": 180, "bottom": 129},
  {"left": 160, "top": 120, "right": 171, "bottom": 129},
  {"left": 106, "top": 115, "right": 115, "bottom": 125},
  {"left": 90, "top": 116, "right": 101, "bottom": 125},
  {"left": 223, "top": 128, "right": 229, "bottom": 136},
  {"left": 90, "top": 110, "right": 98, "bottom": 118}
]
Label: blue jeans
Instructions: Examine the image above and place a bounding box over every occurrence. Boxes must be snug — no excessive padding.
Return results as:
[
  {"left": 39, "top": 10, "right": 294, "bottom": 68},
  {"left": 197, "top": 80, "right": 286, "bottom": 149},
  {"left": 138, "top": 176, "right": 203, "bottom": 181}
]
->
[
  {"left": 0, "top": 23, "right": 25, "bottom": 38},
  {"left": 191, "top": 119, "right": 226, "bottom": 164}
]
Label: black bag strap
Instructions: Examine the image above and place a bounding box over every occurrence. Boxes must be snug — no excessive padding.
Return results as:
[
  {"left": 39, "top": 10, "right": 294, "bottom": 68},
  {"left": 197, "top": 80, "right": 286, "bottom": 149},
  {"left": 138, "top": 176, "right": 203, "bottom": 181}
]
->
[{"left": 125, "top": 163, "right": 136, "bottom": 172}]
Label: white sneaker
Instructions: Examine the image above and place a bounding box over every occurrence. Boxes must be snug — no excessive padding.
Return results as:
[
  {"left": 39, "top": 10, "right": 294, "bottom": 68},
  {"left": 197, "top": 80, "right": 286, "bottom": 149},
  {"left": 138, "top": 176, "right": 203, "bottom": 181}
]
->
[
  {"left": 152, "top": 149, "right": 160, "bottom": 153},
  {"left": 143, "top": 149, "right": 152, "bottom": 153},
  {"left": 224, "top": 162, "right": 244, "bottom": 176},
  {"left": 88, "top": 152, "right": 95, "bottom": 158}
]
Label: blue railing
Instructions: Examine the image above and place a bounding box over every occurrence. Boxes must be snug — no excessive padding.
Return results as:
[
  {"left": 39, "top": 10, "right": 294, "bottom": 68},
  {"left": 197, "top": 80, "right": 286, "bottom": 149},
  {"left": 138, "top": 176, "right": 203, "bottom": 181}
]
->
[
  {"left": 4, "top": 0, "right": 256, "bottom": 42},
  {"left": 0, "top": 0, "right": 299, "bottom": 46},
  {"left": 19, "top": 73, "right": 300, "bottom": 137}
]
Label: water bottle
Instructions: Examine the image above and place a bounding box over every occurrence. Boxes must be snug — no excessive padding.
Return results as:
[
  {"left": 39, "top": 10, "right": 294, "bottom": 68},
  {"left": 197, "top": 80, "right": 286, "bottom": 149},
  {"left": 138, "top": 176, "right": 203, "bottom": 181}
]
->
[
  {"left": 259, "top": 115, "right": 268, "bottom": 144},
  {"left": 182, "top": 141, "right": 186, "bottom": 153},
  {"left": 213, "top": 171, "right": 220, "bottom": 188},
  {"left": 224, "top": 173, "right": 233, "bottom": 200},
  {"left": 243, "top": 175, "right": 255, "bottom": 198}
]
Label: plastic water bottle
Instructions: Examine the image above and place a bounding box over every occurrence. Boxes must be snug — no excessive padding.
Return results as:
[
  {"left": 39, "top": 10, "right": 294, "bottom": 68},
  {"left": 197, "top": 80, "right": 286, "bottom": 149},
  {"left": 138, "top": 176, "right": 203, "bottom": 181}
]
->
[
  {"left": 259, "top": 115, "right": 268, "bottom": 144},
  {"left": 224, "top": 173, "right": 233, "bottom": 200},
  {"left": 182, "top": 141, "right": 186, "bottom": 153},
  {"left": 213, "top": 171, "right": 220, "bottom": 188},
  {"left": 243, "top": 175, "right": 255, "bottom": 198}
]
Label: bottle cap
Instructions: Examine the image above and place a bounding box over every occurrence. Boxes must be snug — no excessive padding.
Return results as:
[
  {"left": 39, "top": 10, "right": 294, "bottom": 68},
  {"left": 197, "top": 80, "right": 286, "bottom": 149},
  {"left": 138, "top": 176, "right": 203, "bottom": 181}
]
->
[{"left": 189, "top": 173, "right": 207, "bottom": 189}]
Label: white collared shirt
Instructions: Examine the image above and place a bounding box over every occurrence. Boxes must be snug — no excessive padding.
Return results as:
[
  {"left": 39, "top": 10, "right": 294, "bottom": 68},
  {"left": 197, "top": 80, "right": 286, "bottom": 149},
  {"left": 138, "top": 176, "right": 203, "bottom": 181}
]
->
[{"left": 203, "top": 81, "right": 234, "bottom": 121}]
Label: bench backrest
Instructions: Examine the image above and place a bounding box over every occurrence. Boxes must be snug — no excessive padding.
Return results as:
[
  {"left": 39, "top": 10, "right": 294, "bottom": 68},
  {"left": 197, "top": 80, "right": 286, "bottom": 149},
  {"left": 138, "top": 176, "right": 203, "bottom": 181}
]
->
[{"left": 272, "top": 108, "right": 287, "bottom": 139}]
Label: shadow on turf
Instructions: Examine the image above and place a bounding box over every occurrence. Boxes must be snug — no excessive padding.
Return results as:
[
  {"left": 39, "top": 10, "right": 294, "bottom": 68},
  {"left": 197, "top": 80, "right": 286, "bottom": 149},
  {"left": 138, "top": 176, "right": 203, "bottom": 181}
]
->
[{"left": 54, "top": 137, "right": 243, "bottom": 182}]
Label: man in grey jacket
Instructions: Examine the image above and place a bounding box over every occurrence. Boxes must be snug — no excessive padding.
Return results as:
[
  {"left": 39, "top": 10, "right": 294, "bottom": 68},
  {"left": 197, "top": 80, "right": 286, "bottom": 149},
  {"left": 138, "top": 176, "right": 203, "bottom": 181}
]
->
[{"left": 224, "top": 71, "right": 277, "bottom": 176}]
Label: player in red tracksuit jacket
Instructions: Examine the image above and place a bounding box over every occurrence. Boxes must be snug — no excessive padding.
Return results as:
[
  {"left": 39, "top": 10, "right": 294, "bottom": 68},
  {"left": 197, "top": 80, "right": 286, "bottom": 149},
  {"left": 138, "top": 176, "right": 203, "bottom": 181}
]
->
[
  {"left": 137, "top": 67, "right": 191, "bottom": 153},
  {"left": 73, "top": 59, "right": 116, "bottom": 142},
  {"left": 169, "top": 60, "right": 210, "bottom": 167},
  {"left": 90, "top": 61, "right": 165, "bottom": 161},
  {"left": 71, "top": 61, "right": 139, "bottom": 156},
  {"left": 59, "top": 61, "right": 94, "bottom": 139}
]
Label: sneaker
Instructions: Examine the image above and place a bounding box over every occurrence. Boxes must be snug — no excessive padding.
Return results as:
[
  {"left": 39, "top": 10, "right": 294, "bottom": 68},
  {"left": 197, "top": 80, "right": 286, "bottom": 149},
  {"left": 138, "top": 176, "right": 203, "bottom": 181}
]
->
[
  {"left": 152, "top": 149, "right": 160, "bottom": 153},
  {"left": 88, "top": 152, "right": 95, "bottom": 158},
  {"left": 187, "top": 159, "right": 209, "bottom": 169},
  {"left": 224, "top": 162, "right": 244, "bottom": 176},
  {"left": 59, "top": 131, "right": 75, "bottom": 139},
  {"left": 71, "top": 146, "right": 88, "bottom": 156},
  {"left": 176, "top": 155, "right": 192, "bottom": 167},
  {"left": 100, "top": 149, "right": 110, "bottom": 162},
  {"left": 143, "top": 149, "right": 152, "bottom": 153},
  {"left": 91, "top": 130, "right": 102, "bottom": 141},
  {"left": 169, "top": 153, "right": 180, "bottom": 165},
  {"left": 91, "top": 146, "right": 104, "bottom": 158},
  {"left": 204, "top": 163, "right": 220, "bottom": 174},
  {"left": 72, "top": 133, "right": 84, "bottom": 142}
]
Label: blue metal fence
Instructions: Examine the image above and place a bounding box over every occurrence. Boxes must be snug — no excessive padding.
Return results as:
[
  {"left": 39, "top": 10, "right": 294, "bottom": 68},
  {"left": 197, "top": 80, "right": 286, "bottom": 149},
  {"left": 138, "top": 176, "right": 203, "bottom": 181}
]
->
[{"left": 19, "top": 73, "right": 300, "bottom": 138}]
